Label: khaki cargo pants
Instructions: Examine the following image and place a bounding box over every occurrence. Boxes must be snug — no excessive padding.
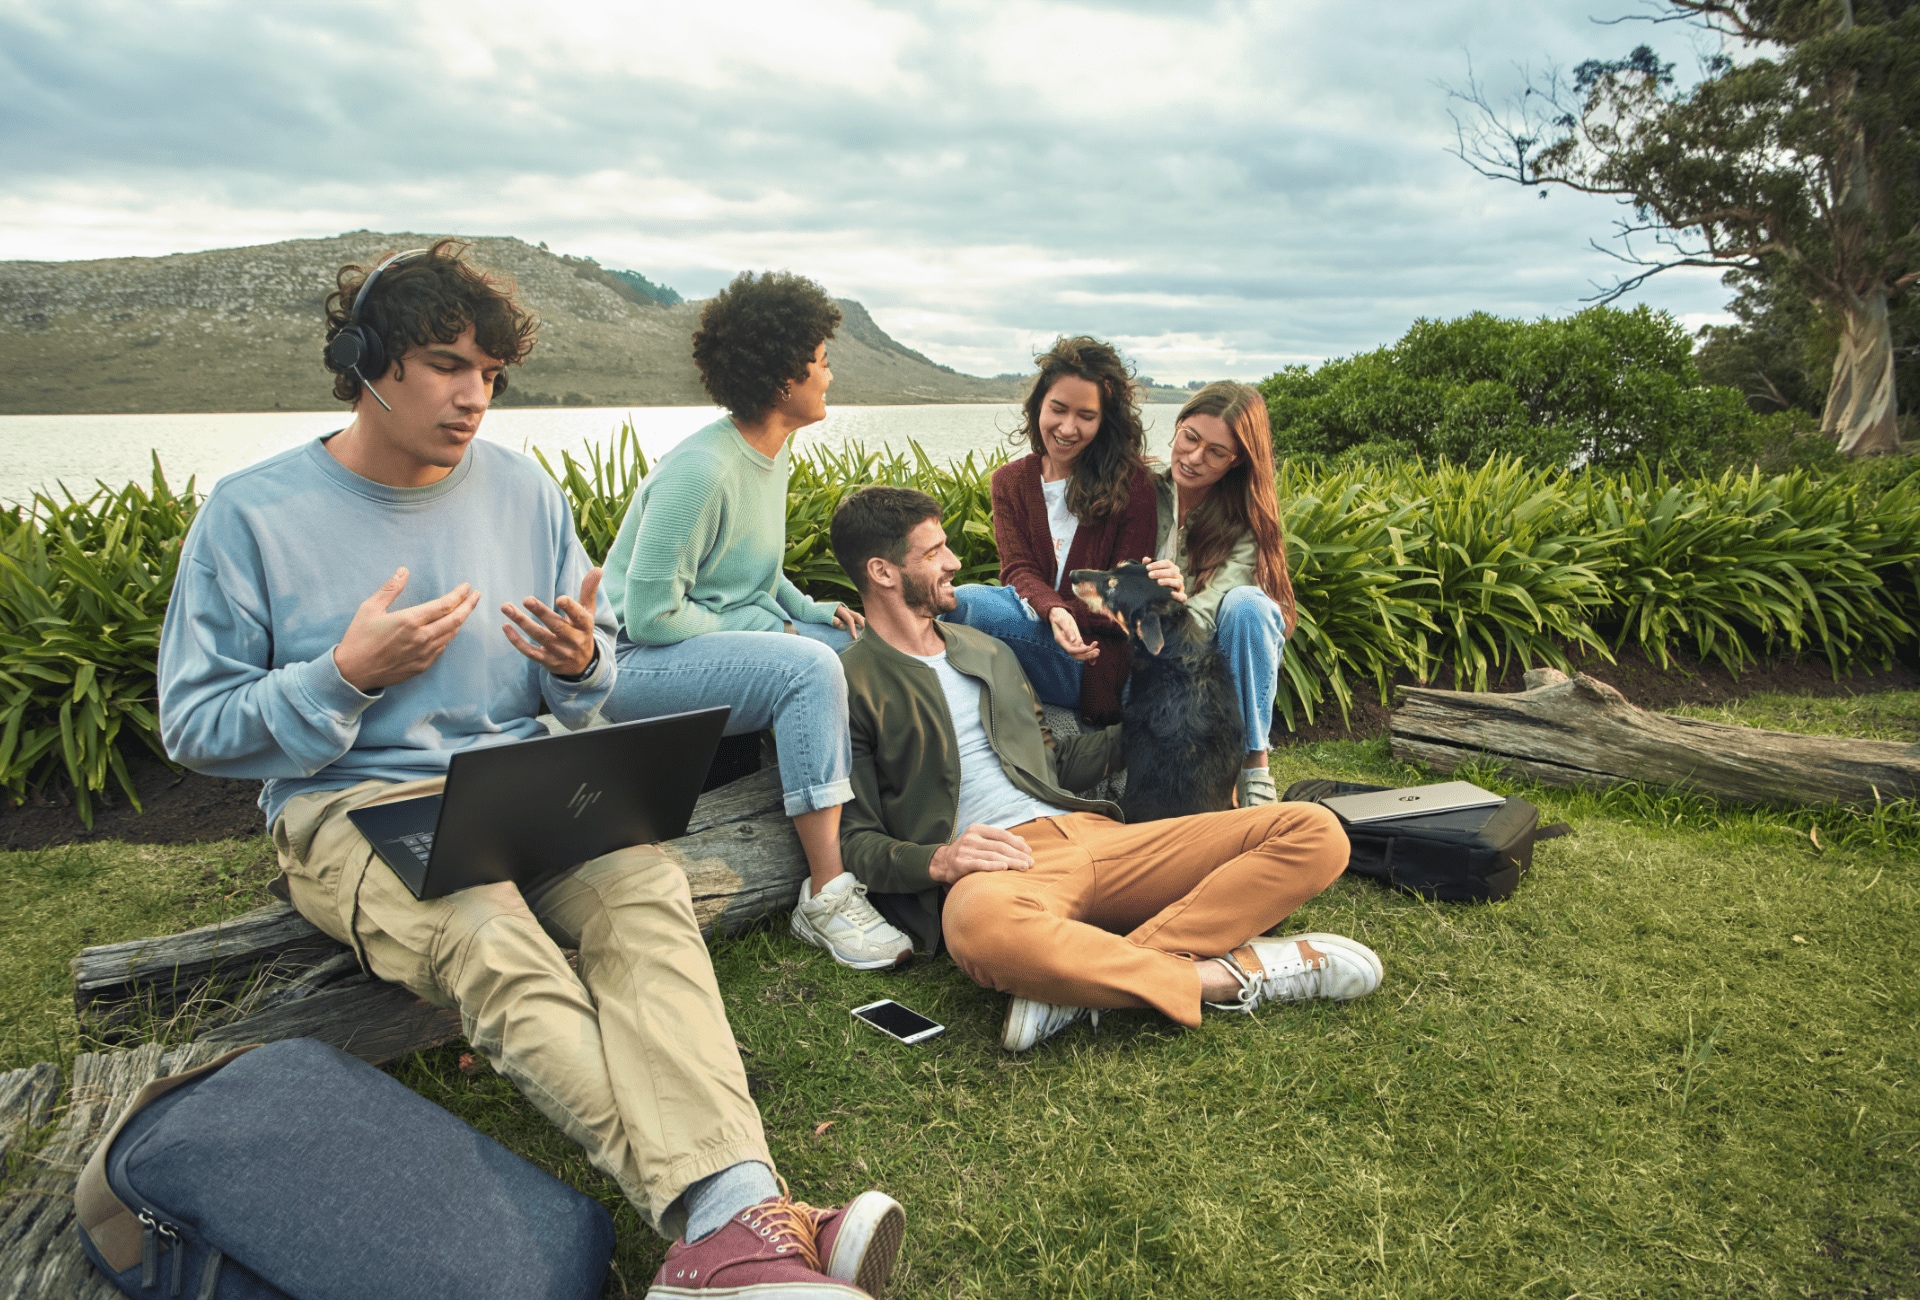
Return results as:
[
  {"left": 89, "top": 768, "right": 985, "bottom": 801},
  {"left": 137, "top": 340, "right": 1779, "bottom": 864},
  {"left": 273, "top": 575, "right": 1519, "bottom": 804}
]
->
[{"left": 272, "top": 777, "right": 772, "bottom": 1237}]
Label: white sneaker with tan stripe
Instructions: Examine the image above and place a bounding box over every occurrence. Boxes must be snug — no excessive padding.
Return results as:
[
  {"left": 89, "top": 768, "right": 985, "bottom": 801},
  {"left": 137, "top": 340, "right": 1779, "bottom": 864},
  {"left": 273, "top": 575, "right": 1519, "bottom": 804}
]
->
[{"left": 1205, "top": 933, "right": 1383, "bottom": 1013}]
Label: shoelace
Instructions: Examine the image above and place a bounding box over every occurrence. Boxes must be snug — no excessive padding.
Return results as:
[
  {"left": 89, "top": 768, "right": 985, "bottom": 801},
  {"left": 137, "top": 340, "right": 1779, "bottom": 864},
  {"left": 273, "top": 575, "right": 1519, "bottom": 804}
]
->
[
  {"left": 1214, "top": 945, "right": 1328, "bottom": 1011},
  {"left": 743, "top": 1198, "right": 823, "bottom": 1273},
  {"left": 826, "top": 878, "right": 893, "bottom": 935}
]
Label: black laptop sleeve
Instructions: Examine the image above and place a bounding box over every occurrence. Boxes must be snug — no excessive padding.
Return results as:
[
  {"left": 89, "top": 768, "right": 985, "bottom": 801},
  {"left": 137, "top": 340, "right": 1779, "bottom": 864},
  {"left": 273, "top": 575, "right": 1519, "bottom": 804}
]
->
[{"left": 1285, "top": 779, "right": 1571, "bottom": 902}]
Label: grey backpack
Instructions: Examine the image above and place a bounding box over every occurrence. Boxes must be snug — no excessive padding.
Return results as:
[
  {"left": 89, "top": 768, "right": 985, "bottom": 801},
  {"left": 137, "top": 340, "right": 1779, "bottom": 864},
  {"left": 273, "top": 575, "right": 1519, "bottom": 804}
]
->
[{"left": 75, "top": 1037, "right": 614, "bottom": 1300}]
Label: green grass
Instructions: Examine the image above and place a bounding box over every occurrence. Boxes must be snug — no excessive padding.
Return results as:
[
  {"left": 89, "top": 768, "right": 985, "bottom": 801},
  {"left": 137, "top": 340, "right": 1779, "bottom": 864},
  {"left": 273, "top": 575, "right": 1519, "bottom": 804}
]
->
[
  {"left": 0, "top": 835, "right": 278, "bottom": 1070},
  {"left": 3, "top": 723, "right": 1916, "bottom": 1296},
  {"left": 1667, "top": 688, "right": 1920, "bottom": 742}
]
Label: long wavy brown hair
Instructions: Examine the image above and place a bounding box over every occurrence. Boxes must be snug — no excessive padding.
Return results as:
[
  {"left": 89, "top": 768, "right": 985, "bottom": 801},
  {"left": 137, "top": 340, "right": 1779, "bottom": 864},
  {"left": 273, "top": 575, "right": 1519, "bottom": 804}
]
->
[
  {"left": 1016, "top": 336, "right": 1146, "bottom": 522},
  {"left": 1174, "top": 382, "right": 1296, "bottom": 632}
]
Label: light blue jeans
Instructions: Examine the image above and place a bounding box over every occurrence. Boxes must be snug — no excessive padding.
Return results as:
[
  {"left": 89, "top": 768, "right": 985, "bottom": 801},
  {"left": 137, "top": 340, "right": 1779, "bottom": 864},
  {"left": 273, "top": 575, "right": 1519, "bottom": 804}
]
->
[
  {"left": 605, "top": 621, "right": 855, "bottom": 817},
  {"left": 944, "top": 583, "right": 1083, "bottom": 708},
  {"left": 1215, "top": 585, "right": 1287, "bottom": 753},
  {"left": 946, "top": 583, "right": 1285, "bottom": 751}
]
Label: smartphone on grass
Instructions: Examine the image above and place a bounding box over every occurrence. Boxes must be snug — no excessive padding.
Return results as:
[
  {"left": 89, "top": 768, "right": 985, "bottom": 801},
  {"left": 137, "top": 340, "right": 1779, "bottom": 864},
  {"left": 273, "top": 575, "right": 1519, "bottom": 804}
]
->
[{"left": 850, "top": 1000, "right": 945, "bottom": 1045}]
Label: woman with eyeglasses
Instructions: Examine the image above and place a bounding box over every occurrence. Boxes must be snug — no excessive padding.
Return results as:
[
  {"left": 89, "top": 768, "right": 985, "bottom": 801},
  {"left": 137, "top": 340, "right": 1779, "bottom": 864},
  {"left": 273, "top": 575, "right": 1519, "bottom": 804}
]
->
[
  {"left": 1147, "top": 381, "right": 1298, "bottom": 807},
  {"left": 945, "top": 335, "right": 1158, "bottom": 723}
]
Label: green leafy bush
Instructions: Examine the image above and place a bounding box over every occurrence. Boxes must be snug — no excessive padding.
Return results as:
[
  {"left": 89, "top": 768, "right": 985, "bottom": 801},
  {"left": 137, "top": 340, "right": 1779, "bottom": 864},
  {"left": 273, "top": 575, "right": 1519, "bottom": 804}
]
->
[
  {"left": 1589, "top": 465, "right": 1915, "bottom": 675},
  {"left": 1395, "top": 459, "right": 1616, "bottom": 688},
  {"left": 7, "top": 430, "right": 1918, "bottom": 820},
  {"left": 1262, "top": 306, "right": 1760, "bottom": 471},
  {"left": 0, "top": 460, "right": 195, "bottom": 825},
  {"left": 1272, "top": 465, "right": 1436, "bottom": 726},
  {"left": 533, "top": 420, "right": 650, "bottom": 564}
]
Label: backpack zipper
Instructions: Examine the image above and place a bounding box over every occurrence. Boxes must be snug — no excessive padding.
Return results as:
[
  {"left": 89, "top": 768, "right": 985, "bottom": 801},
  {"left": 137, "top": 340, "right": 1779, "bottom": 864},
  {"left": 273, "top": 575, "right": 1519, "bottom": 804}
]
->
[{"left": 137, "top": 1210, "right": 184, "bottom": 1294}]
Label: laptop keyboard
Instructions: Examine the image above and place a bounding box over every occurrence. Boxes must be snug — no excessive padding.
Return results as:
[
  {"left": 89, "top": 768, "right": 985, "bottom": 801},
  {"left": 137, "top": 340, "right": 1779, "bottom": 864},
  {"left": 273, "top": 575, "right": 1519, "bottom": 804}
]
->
[{"left": 396, "top": 832, "right": 434, "bottom": 866}]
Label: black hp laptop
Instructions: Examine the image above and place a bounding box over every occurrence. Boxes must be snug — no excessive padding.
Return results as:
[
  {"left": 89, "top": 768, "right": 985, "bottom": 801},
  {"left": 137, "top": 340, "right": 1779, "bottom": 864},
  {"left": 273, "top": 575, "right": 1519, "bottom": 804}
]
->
[{"left": 347, "top": 707, "right": 730, "bottom": 900}]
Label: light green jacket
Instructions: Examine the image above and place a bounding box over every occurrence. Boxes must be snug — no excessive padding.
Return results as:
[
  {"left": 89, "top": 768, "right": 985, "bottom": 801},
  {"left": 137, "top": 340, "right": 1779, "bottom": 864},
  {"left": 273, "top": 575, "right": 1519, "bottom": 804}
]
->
[{"left": 1152, "top": 467, "right": 1259, "bottom": 634}]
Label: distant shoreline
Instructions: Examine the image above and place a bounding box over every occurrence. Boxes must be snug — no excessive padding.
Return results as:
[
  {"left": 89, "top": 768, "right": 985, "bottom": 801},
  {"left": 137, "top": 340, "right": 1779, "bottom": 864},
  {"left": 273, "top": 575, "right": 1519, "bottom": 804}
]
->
[{"left": 0, "top": 402, "right": 1191, "bottom": 506}]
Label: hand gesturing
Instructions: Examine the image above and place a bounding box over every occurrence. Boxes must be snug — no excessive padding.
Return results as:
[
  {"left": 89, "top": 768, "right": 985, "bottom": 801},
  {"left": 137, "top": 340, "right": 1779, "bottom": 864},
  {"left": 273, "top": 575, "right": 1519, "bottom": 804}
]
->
[
  {"left": 333, "top": 567, "right": 482, "bottom": 692},
  {"left": 502, "top": 567, "right": 604, "bottom": 678}
]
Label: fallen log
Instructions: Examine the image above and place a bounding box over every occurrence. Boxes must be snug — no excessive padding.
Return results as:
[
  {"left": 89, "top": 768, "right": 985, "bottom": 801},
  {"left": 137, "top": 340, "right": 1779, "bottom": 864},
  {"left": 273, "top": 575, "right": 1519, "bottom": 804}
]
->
[
  {"left": 0, "top": 1041, "right": 230, "bottom": 1299},
  {"left": 0, "top": 1066, "right": 58, "bottom": 1174},
  {"left": 1391, "top": 671, "right": 1920, "bottom": 807},
  {"left": 70, "top": 766, "right": 806, "bottom": 1065}
]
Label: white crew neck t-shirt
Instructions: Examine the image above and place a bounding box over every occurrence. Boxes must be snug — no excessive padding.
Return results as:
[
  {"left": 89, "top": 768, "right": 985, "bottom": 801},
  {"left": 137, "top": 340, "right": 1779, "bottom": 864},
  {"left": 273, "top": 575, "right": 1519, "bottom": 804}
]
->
[
  {"left": 1040, "top": 476, "right": 1078, "bottom": 589},
  {"left": 909, "top": 651, "right": 1070, "bottom": 834}
]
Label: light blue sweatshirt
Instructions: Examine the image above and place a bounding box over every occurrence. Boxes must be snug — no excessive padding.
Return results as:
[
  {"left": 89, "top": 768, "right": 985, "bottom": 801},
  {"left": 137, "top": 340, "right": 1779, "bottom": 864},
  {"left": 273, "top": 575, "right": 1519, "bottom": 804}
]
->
[{"left": 158, "top": 437, "right": 616, "bottom": 827}]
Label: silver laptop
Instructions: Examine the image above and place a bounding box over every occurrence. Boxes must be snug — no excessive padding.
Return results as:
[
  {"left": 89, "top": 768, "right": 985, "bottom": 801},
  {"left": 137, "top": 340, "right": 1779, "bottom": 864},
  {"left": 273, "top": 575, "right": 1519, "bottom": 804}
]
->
[{"left": 1321, "top": 780, "right": 1506, "bottom": 825}]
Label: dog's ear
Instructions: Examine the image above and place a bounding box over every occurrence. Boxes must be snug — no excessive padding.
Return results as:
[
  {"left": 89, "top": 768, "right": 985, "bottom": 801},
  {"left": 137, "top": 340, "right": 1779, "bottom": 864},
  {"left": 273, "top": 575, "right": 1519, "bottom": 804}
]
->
[
  {"left": 1069, "top": 569, "right": 1112, "bottom": 615},
  {"left": 1137, "top": 611, "right": 1165, "bottom": 656}
]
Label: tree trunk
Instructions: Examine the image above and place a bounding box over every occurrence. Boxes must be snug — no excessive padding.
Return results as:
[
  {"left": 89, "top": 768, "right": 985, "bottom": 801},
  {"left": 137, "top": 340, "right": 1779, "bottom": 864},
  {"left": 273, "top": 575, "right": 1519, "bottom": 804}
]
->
[{"left": 1824, "top": 286, "right": 1902, "bottom": 457}]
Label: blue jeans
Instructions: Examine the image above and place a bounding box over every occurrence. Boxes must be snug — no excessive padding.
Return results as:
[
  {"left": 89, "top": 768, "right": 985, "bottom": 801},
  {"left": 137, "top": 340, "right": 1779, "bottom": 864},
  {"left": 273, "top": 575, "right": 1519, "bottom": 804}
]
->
[
  {"left": 943, "top": 584, "right": 1083, "bottom": 708},
  {"left": 1216, "top": 585, "right": 1286, "bottom": 753},
  {"left": 605, "top": 623, "right": 855, "bottom": 817},
  {"left": 946, "top": 583, "right": 1285, "bottom": 750}
]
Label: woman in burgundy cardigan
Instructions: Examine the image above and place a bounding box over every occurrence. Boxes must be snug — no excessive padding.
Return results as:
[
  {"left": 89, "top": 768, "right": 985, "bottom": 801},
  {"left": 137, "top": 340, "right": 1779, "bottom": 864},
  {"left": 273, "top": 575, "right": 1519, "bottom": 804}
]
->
[{"left": 946, "top": 336, "right": 1157, "bottom": 722}]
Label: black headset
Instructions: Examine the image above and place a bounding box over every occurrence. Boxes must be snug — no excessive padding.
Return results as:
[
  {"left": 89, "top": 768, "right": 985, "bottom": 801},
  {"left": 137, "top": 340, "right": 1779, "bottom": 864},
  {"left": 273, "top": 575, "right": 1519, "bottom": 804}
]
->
[{"left": 323, "top": 248, "right": 429, "bottom": 411}]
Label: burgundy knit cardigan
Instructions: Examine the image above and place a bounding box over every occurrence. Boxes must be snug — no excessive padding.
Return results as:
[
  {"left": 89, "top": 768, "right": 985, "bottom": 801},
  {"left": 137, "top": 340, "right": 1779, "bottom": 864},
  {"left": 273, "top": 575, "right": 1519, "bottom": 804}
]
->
[{"left": 988, "top": 454, "right": 1158, "bottom": 720}]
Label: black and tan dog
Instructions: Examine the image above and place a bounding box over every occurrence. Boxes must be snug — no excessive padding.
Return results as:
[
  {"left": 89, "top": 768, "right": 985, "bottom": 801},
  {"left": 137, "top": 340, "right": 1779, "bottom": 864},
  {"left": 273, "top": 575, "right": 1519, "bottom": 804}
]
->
[{"left": 1071, "top": 561, "right": 1240, "bottom": 821}]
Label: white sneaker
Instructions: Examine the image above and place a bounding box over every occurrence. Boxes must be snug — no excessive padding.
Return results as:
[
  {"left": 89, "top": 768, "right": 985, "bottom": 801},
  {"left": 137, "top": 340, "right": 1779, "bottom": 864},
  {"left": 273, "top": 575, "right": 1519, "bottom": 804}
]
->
[
  {"left": 1001, "top": 997, "right": 1100, "bottom": 1052},
  {"left": 789, "top": 873, "right": 914, "bottom": 971},
  {"left": 1236, "top": 765, "right": 1278, "bottom": 807},
  {"left": 1206, "top": 933, "right": 1382, "bottom": 1012}
]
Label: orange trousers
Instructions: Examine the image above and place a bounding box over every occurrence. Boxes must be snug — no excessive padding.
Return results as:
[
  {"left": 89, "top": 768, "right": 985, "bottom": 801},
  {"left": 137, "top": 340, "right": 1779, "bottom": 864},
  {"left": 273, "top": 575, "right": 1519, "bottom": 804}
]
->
[{"left": 941, "top": 802, "right": 1349, "bottom": 1027}]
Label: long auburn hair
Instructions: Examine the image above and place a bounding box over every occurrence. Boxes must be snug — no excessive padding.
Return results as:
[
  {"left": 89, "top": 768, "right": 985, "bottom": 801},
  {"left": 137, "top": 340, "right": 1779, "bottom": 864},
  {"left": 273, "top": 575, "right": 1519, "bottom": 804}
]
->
[
  {"left": 1016, "top": 336, "right": 1146, "bottom": 522},
  {"left": 1175, "top": 382, "right": 1296, "bottom": 632}
]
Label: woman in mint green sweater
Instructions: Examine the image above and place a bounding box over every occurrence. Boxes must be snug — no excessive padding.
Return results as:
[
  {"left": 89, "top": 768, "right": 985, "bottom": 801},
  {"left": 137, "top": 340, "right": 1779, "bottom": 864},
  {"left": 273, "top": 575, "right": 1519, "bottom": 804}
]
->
[{"left": 603, "top": 272, "right": 912, "bottom": 971}]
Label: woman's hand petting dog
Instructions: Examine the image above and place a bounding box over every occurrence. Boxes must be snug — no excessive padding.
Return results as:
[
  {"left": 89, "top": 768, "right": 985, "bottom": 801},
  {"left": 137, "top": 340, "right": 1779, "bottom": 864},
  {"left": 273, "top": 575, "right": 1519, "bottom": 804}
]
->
[
  {"left": 1048, "top": 606, "right": 1101, "bottom": 663},
  {"left": 1143, "top": 558, "right": 1188, "bottom": 601},
  {"left": 930, "top": 824, "right": 1035, "bottom": 882}
]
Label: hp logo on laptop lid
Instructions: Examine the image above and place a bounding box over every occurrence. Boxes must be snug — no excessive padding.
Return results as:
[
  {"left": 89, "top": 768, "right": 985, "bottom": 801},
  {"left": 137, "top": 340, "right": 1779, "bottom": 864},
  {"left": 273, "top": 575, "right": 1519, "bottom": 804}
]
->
[{"left": 568, "top": 784, "right": 604, "bottom": 819}]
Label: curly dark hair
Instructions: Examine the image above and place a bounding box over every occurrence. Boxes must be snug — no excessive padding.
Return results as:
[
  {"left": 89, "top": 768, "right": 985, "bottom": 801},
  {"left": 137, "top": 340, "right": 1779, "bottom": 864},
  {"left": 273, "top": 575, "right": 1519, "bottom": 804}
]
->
[
  {"left": 692, "top": 271, "right": 843, "bottom": 423},
  {"left": 323, "top": 238, "right": 538, "bottom": 404},
  {"left": 1016, "top": 335, "right": 1147, "bottom": 522}
]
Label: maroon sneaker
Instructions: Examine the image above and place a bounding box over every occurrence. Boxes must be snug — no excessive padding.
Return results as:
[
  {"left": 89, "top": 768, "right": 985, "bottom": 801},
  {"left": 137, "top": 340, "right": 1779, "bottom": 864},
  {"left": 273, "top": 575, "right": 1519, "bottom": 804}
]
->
[
  {"left": 647, "top": 1195, "right": 865, "bottom": 1298},
  {"left": 807, "top": 1190, "right": 905, "bottom": 1294}
]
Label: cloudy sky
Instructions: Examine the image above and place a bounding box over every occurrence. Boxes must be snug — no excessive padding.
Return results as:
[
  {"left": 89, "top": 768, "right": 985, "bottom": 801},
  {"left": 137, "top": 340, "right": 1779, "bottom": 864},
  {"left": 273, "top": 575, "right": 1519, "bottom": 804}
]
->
[{"left": 0, "top": 0, "right": 1735, "bottom": 384}]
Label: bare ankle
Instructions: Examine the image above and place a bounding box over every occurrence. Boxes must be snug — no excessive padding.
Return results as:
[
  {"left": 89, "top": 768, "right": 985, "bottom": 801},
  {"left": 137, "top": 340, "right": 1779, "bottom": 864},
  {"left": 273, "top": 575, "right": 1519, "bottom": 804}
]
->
[{"left": 1194, "top": 958, "right": 1240, "bottom": 1002}]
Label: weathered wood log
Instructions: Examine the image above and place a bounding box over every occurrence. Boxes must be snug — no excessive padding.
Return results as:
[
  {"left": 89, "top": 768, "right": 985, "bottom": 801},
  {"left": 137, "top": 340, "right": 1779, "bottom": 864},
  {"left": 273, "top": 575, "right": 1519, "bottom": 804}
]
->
[
  {"left": 0, "top": 1066, "right": 58, "bottom": 1173},
  {"left": 0, "top": 1041, "right": 230, "bottom": 1300},
  {"left": 71, "top": 903, "right": 345, "bottom": 1028},
  {"left": 69, "top": 767, "right": 806, "bottom": 1064},
  {"left": 1392, "top": 672, "right": 1920, "bottom": 806},
  {"left": 196, "top": 976, "right": 465, "bottom": 1063}
]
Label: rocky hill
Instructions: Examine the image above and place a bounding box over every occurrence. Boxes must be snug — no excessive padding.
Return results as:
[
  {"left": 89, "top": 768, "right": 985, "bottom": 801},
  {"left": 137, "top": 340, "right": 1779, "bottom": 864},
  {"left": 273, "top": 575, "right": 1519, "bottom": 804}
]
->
[{"left": 0, "top": 231, "right": 1067, "bottom": 414}]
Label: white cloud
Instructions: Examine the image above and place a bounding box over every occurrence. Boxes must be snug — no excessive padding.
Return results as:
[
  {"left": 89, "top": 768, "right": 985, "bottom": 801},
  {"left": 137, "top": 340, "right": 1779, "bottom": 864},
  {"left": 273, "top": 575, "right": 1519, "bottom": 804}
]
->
[{"left": 0, "top": 0, "right": 1740, "bottom": 383}]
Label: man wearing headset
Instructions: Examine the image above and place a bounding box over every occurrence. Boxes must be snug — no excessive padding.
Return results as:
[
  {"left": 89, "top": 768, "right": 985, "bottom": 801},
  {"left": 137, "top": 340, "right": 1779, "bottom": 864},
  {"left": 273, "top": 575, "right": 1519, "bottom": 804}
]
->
[{"left": 157, "top": 241, "right": 903, "bottom": 1298}]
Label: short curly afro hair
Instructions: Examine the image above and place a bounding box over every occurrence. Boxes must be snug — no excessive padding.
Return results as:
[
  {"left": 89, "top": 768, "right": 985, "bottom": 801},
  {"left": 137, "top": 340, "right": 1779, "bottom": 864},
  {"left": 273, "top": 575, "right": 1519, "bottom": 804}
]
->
[{"left": 692, "top": 271, "right": 842, "bottom": 423}]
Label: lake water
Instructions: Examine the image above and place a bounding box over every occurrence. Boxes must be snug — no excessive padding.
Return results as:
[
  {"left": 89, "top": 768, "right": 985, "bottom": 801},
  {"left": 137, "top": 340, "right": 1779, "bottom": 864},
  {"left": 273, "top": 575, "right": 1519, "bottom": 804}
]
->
[{"left": 0, "top": 404, "right": 1188, "bottom": 504}]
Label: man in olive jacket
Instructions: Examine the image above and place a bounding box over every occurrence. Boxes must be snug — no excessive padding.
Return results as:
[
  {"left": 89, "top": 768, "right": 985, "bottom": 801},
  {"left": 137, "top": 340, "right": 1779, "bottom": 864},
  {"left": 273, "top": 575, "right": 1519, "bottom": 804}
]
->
[{"left": 829, "top": 486, "right": 1383, "bottom": 1052}]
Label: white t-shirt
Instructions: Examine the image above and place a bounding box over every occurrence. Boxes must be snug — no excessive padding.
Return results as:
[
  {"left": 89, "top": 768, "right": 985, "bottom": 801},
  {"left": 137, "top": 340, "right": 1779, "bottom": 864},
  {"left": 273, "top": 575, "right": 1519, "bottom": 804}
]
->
[
  {"left": 910, "top": 651, "right": 1071, "bottom": 834},
  {"left": 1040, "top": 476, "right": 1078, "bottom": 589}
]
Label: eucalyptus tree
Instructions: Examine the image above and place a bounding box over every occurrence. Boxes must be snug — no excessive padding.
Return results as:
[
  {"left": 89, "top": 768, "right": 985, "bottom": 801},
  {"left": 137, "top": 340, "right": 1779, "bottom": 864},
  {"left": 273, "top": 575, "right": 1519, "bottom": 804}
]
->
[{"left": 1450, "top": 1, "right": 1919, "bottom": 456}]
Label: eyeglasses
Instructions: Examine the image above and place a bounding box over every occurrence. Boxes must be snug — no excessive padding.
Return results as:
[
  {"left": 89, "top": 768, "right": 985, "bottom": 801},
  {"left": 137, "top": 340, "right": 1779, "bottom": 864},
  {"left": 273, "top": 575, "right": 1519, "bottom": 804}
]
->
[{"left": 1174, "top": 424, "right": 1239, "bottom": 468}]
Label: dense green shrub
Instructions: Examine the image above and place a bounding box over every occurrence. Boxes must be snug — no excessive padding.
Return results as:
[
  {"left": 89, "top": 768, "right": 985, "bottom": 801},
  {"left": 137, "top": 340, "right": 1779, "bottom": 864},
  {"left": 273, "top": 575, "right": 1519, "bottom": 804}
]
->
[
  {"left": 1262, "top": 306, "right": 1760, "bottom": 471},
  {"left": 6, "top": 429, "right": 1918, "bottom": 818},
  {"left": 0, "top": 460, "right": 194, "bottom": 825},
  {"left": 1586, "top": 466, "right": 1914, "bottom": 675}
]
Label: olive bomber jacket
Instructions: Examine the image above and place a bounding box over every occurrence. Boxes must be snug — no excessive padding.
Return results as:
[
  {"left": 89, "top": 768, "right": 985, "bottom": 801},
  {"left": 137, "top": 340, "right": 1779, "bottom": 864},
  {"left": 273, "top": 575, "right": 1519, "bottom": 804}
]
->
[{"left": 839, "top": 621, "right": 1125, "bottom": 953}]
